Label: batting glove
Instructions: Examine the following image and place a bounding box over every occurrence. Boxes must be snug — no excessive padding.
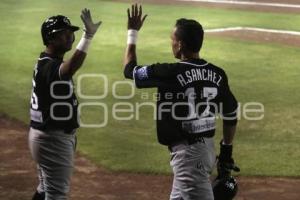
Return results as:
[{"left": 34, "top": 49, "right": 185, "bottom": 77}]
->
[{"left": 80, "top": 8, "right": 102, "bottom": 39}]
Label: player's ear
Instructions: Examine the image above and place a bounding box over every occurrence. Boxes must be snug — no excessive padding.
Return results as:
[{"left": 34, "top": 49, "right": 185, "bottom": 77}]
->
[
  {"left": 178, "top": 41, "right": 182, "bottom": 51},
  {"left": 178, "top": 40, "right": 185, "bottom": 53}
]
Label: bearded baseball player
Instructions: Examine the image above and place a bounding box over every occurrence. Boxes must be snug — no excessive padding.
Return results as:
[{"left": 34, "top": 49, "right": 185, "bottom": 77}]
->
[
  {"left": 28, "top": 9, "right": 101, "bottom": 200},
  {"left": 124, "top": 4, "right": 239, "bottom": 200}
]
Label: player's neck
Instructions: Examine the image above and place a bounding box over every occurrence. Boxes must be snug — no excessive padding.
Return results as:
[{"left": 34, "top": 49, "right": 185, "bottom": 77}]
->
[
  {"left": 180, "top": 52, "right": 200, "bottom": 61},
  {"left": 45, "top": 47, "right": 65, "bottom": 58}
]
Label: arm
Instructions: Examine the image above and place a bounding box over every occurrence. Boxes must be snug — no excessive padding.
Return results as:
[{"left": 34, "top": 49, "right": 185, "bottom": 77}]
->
[
  {"left": 123, "top": 4, "right": 147, "bottom": 79},
  {"left": 217, "top": 74, "right": 240, "bottom": 178},
  {"left": 60, "top": 50, "right": 86, "bottom": 78},
  {"left": 123, "top": 5, "right": 172, "bottom": 87},
  {"left": 223, "top": 123, "right": 236, "bottom": 145},
  {"left": 60, "top": 8, "right": 101, "bottom": 78},
  {"left": 220, "top": 73, "right": 238, "bottom": 145}
]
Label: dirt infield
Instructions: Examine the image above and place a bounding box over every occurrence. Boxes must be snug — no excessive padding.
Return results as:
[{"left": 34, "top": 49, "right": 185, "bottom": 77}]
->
[
  {"left": 132, "top": 0, "right": 300, "bottom": 14},
  {"left": 207, "top": 29, "right": 300, "bottom": 47},
  {"left": 1, "top": 115, "right": 300, "bottom": 200}
]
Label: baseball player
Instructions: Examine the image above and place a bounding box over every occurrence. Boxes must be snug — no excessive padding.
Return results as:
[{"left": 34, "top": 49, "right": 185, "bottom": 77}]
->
[
  {"left": 123, "top": 4, "right": 239, "bottom": 200},
  {"left": 28, "top": 9, "right": 101, "bottom": 200}
]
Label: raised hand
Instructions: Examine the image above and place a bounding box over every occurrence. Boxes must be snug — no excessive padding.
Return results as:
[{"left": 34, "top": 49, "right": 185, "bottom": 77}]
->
[
  {"left": 80, "top": 8, "right": 102, "bottom": 39},
  {"left": 127, "top": 4, "right": 147, "bottom": 31}
]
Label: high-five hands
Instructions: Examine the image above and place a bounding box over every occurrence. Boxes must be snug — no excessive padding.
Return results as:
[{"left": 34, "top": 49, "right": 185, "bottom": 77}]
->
[
  {"left": 80, "top": 8, "right": 102, "bottom": 39},
  {"left": 127, "top": 4, "right": 147, "bottom": 31}
]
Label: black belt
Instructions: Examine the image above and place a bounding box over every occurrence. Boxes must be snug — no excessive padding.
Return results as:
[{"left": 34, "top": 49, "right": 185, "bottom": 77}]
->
[
  {"left": 187, "top": 136, "right": 206, "bottom": 145},
  {"left": 63, "top": 129, "right": 76, "bottom": 134},
  {"left": 43, "top": 129, "right": 76, "bottom": 135}
]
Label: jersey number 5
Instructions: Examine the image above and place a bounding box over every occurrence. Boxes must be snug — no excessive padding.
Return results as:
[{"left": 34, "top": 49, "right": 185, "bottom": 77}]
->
[{"left": 31, "top": 79, "right": 38, "bottom": 110}]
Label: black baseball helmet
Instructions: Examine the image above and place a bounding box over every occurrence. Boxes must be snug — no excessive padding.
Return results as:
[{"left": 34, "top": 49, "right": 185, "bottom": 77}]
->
[
  {"left": 212, "top": 176, "right": 238, "bottom": 200},
  {"left": 41, "top": 15, "right": 79, "bottom": 45}
]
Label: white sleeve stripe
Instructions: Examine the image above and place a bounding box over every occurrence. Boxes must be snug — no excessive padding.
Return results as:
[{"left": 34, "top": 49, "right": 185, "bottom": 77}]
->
[
  {"left": 58, "top": 64, "right": 63, "bottom": 80},
  {"left": 38, "top": 57, "right": 53, "bottom": 61},
  {"left": 179, "top": 61, "right": 208, "bottom": 67},
  {"left": 132, "top": 66, "right": 139, "bottom": 87},
  {"left": 134, "top": 66, "right": 150, "bottom": 80}
]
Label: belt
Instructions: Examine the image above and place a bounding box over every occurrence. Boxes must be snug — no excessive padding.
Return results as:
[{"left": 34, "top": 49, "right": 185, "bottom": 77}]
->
[
  {"left": 168, "top": 136, "right": 206, "bottom": 152},
  {"left": 64, "top": 129, "right": 76, "bottom": 135},
  {"left": 43, "top": 129, "right": 76, "bottom": 135},
  {"left": 63, "top": 129, "right": 76, "bottom": 135}
]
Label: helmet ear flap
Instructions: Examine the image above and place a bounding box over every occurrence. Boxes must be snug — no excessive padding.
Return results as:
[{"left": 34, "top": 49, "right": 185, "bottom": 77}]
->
[
  {"left": 41, "top": 32, "right": 53, "bottom": 46},
  {"left": 213, "top": 176, "right": 238, "bottom": 200},
  {"left": 46, "top": 33, "right": 57, "bottom": 45},
  {"left": 41, "top": 28, "right": 48, "bottom": 45},
  {"left": 42, "top": 30, "right": 60, "bottom": 46}
]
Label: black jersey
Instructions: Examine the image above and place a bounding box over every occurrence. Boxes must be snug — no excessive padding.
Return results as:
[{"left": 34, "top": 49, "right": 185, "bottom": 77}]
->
[
  {"left": 125, "top": 59, "right": 238, "bottom": 146},
  {"left": 30, "top": 52, "right": 79, "bottom": 132}
]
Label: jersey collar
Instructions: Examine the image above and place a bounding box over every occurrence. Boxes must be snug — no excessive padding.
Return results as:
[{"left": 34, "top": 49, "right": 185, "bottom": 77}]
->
[
  {"left": 40, "top": 52, "right": 63, "bottom": 61},
  {"left": 179, "top": 58, "right": 208, "bottom": 67}
]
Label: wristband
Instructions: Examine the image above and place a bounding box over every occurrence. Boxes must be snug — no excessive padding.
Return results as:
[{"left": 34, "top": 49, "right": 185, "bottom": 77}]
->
[
  {"left": 83, "top": 31, "right": 94, "bottom": 40},
  {"left": 76, "top": 35, "right": 92, "bottom": 53},
  {"left": 127, "top": 29, "right": 138, "bottom": 45},
  {"left": 222, "top": 140, "right": 233, "bottom": 145},
  {"left": 219, "top": 143, "right": 233, "bottom": 162}
]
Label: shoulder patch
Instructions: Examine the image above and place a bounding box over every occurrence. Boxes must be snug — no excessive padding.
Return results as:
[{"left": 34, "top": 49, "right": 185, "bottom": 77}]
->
[{"left": 135, "top": 66, "right": 149, "bottom": 80}]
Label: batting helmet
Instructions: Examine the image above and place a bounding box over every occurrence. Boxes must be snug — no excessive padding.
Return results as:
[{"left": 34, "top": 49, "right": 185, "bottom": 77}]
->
[
  {"left": 212, "top": 176, "right": 238, "bottom": 200},
  {"left": 41, "top": 15, "right": 79, "bottom": 45}
]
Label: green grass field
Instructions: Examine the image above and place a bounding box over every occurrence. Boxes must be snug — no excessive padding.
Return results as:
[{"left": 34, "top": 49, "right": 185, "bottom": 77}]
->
[{"left": 0, "top": 0, "right": 300, "bottom": 176}]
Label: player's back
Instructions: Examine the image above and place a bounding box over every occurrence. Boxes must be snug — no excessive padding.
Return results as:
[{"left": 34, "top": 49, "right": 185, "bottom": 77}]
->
[{"left": 133, "top": 58, "right": 237, "bottom": 145}]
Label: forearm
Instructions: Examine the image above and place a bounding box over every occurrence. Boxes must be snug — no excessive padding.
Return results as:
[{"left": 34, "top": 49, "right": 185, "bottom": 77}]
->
[
  {"left": 124, "top": 44, "right": 137, "bottom": 66},
  {"left": 123, "top": 44, "right": 137, "bottom": 79},
  {"left": 222, "top": 104, "right": 238, "bottom": 145},
  {"left": 222, "top": 123, "right": 236, "bottom": 145},
  {"left": 123, "top": 30, "right": 138, "bottom": 79},
  {"left": 60, "top": 49, "right": 87, "bottom": 77},
  {"left": 218, "top": 93, "right": 239, "bottom": 174}
]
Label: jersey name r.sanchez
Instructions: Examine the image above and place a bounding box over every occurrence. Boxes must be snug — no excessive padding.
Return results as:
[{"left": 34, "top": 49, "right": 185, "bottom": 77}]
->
[{"left": 176, "top": 65, "right": 222, "bottom": 87}]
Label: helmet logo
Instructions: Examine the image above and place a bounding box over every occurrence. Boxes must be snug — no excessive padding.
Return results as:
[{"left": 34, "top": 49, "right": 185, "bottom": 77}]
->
[
  {"left": 63, "top": 17, "right": 71, "bottom": 25},
  {"left": 45, "top": 18, "right": 57, "bottom": 28},
  {"left": 226, "top": 182, "right": 235, "bottom": 190}
]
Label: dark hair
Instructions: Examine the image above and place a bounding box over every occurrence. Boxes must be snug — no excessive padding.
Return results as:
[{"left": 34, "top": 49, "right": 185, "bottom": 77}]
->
[{"left": 175, "top": 18, "right": 204, "bottom": 52}]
